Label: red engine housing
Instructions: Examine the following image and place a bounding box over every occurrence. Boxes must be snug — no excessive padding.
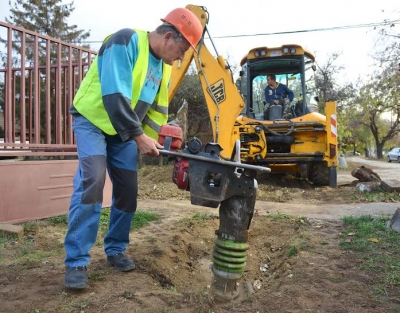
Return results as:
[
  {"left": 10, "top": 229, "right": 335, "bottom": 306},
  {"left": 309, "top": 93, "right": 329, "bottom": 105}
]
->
[
  {"left": 158, "top": 124, "right": 183, "bottom": 151},
  {"left": 172, "top": 157, "right": 190, "bottom": 190}
]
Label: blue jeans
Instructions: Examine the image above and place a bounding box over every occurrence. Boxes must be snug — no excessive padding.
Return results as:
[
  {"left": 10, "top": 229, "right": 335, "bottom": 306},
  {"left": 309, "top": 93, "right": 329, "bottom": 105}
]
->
[{"left": 64, "top": 115, "right": 139, "bottom": 268}]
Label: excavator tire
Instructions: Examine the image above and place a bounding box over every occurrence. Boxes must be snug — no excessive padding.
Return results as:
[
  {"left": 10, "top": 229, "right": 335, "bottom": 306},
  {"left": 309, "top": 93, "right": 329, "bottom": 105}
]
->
[{"left": 308, "top": 162, "right": 330, "bottom": 186}]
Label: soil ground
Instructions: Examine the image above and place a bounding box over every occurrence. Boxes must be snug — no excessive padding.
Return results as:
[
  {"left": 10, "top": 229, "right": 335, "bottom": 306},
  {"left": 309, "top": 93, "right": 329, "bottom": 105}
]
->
[{"left": 1, "top": 158, "right": 400, "bottom": 313}]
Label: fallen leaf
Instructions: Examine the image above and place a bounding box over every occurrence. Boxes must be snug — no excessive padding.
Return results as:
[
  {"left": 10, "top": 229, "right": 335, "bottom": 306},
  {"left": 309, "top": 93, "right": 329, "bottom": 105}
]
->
[
  {"left": 347, "top": 232, "right": 356, "bottom": 236},
  {"left": 368, "top": 238, "right": 379, "bottom": 243}
]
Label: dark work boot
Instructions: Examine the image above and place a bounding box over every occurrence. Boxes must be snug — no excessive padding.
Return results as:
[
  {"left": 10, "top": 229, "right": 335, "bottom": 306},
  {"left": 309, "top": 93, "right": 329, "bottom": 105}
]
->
[
  {"left": 107, "top": 253, "right": 135, "bottom": 272},
  {"left": 64, "top": 266, "right": 88, "bottom": 289}
]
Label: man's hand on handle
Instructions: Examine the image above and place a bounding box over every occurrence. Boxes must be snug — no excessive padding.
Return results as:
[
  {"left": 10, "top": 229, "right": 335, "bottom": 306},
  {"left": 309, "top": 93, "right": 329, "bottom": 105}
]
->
[{"left": 132, "top": 134, "right": 163, "bottom": 156}]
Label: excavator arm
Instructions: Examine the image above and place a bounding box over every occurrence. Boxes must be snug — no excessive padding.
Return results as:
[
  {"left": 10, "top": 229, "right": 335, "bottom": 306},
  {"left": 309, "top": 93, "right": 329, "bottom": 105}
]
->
[{"left": 169, "top": 5, "right": 245, "bottom": 160}]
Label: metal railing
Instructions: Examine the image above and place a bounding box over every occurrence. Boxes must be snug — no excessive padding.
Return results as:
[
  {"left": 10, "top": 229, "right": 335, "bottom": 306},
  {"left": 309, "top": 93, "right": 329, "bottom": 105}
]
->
[{"left": 0, "top": 21, "right": 97, "bottom": 157}]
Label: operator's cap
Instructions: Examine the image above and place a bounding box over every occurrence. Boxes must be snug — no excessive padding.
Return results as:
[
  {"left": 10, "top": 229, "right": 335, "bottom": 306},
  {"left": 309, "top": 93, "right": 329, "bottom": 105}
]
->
[{"left": 161, "top": 7, "right": 202, "bottom": 53}]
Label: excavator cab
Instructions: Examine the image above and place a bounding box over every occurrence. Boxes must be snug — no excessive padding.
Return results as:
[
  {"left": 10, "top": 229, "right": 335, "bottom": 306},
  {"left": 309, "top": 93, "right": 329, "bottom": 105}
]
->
[{"left": 238, "top": 45, "right": 318, "bottom": 121}]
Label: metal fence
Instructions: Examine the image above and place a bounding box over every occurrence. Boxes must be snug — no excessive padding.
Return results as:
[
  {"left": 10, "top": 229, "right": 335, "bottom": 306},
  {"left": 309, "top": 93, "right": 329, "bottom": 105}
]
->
[{"left": 0, "top": 21, "right": 97, "bottom": 157}]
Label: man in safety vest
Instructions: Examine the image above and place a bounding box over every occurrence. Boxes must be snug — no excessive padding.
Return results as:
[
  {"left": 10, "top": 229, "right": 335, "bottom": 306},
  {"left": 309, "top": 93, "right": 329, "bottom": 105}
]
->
[{"left": 64, "top": 8, "right": 203, "bottom": 289}]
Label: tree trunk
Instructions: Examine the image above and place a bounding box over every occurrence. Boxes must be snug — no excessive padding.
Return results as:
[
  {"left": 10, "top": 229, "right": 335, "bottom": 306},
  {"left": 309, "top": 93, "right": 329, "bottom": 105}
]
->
[
  {"left": 376, "top": 142, "right": 384, "bottom": 159},
  {"left": 351, "top": 166, "right": 381, "bottom": 182}
]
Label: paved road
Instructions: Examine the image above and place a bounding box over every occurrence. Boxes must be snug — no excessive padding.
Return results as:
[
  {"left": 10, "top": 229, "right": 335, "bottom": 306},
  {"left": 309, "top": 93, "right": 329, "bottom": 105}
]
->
[
  {"left": 346, "top": 156, "right": 400, "bottom": 170},
  {"left": 338, "top": 156, "right": 400, "bottom": 185}
]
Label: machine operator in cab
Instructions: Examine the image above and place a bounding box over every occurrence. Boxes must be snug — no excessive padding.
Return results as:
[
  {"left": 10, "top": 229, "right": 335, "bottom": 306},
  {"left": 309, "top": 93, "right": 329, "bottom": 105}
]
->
[{"left": 264, "top": 74, "right": 294, "bottom": 119}]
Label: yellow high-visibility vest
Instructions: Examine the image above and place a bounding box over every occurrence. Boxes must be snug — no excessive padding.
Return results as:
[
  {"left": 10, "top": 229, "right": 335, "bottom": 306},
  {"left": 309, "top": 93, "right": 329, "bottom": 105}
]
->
[{"left": 73, "top": 29, "right": 171, "bottom": 139}]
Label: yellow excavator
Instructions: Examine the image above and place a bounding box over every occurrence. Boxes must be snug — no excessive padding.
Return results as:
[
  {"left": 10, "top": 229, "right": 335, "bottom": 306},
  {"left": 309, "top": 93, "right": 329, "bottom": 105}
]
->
[{"left": 168, "top": 4, "right": 338, "bottom": 188}]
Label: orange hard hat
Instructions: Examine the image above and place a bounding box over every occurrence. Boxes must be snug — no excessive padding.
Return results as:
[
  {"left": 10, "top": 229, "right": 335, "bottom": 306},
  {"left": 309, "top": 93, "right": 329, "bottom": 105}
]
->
[{"left": 161, "top": 7, "right": 203, "bottom": 52}]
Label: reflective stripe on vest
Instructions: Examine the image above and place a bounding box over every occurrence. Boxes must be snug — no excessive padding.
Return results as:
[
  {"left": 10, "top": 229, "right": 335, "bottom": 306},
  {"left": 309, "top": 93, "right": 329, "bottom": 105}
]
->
[
  {"left": 72, "top": 29, "right": 171, "bottom": 139},
  {"left": 142, "top": 62, "right": 171, "bottom": 139}
]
